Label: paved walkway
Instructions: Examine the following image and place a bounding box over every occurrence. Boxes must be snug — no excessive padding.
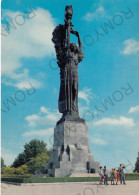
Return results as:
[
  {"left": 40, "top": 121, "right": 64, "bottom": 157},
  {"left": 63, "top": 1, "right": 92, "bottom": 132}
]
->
[{"left": 1, "top": 181, "right": 139, "bottom": 195}]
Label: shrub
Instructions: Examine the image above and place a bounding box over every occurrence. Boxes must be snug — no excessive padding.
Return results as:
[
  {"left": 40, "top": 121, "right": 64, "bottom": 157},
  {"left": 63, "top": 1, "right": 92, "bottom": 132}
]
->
[
  {"left": 2, "top": 167, "right": 16, "bottom": 175},
  {"left": 2, "top": 164, "right": 29, "bottom": 175},
  {"left": 15, "top": 164, "right": 29, "bottom": 175},
  {"left": 27, "top": 152, "right": 49, "bottom": 174}
]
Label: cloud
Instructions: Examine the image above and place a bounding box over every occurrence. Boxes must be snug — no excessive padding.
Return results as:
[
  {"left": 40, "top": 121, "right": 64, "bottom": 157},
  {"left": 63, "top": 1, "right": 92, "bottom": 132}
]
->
[
  {"left": 25, "top": 106, "right": 60, "bottom": 128},
  {"left": 94, "top": 116, "right": 135, "bottom": 127},
  {"left": 40, "top": 106, "right": 50, "bottom": 114},
  {"left": 23, "top": 127, "right": 53, "bottom": 137},
  {"left": 2, "top": 70, "right": 44, "bottom": 89},
  {"left": 83, "top": 6, "right": 106, "bottom": 22},
  {"left": 121, "top": 39, "right": 139, "bottom": 55},
  {"left": 1, "top": 8, "right": 55, "bottom": 89},
  {"left": 1, "top": 147, "right": 17, "bottom": 166},
  {"left": 23, "top": 107, "right": 59, "bottom": 147},
  {"left": 79, "top": 87, "right": 94, "bottom": 105},
  {"left": 128, "top": 105, "right": 139, "bottom": 113},
  {"left": 92, "top": 138, "right": 108, "bottom": 145},
  {"left": 79, "top": 104, "right": 89, "bottom": 115}
]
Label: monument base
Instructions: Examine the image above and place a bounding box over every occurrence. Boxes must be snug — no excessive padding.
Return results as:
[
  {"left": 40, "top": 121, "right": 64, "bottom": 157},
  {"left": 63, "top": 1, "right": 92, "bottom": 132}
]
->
[{"left": 44, "top": 121, "right": 99, "bottom": 177}]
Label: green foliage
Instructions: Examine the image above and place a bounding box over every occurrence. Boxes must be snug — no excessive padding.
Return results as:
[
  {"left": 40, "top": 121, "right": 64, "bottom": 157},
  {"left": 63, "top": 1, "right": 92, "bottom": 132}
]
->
[
  {"left": 1, "top": 157, "right": 6, "bottom": 168},
  {"left": 23, "top": 177, "right": 100, "bottom": 183},
  {"left": 2, "top": 167, "right": 15, "bottom": 175},
  {"left": 1, "top": 174, "right": 32, "bottom": 178},
  {"left": 12, "top": 152, "right": 27, "bottom": 168},
  {"left": 134, "top": 152, "right": 139, "bottom": 173},
  {"left": 2, "top": 139, "right": 51, "bottom": 176},
  {"left": 125, "top": 173, "right": 139, "bottom": 180},
  {"left": 2, "top": 164, "right": 29, "bottom": 175},
  {"left": 24, "top": 139, "right": 48, "bottom": 161},
  {"left": 1, "top": 177, "right": 24, "bottom": 183},
  {"left": 12, "top": 139, "right": 50, "bottom": 168},
  {"left": 27, "top": 152, "right": 49, "bottom": 173},
  {"left": 14, "top": 164, "right": 29, "bottom": 175}
]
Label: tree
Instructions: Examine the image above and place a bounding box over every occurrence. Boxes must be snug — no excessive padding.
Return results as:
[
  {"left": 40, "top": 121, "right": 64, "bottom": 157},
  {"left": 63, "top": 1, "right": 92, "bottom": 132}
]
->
[
  {"left": 12, "top": 152, "right": 27, "bottom": 168},
  {"left": 24, "top": 139, "right": 48, "bottom": 161},
  {"left": 12, "top": 139, "right": 50, "bottom": 168},
  {"left": 27, "top": 152, "right": 49, "bottom": 173},
  {"left": 1, "top": 157, "right": 6, "bottom": 168},
  {"left": 134, "top": 152, "right": 139, "bottom": 173}
]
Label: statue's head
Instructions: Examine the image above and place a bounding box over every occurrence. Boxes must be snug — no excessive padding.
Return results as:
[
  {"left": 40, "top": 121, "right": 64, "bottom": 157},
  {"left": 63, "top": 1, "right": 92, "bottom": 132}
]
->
[
  {"left": 65, "top": 5, "right": 73, "bottom": 20},
  {"left": 70, "top": 43, "right": 78, "bottom": 53}
]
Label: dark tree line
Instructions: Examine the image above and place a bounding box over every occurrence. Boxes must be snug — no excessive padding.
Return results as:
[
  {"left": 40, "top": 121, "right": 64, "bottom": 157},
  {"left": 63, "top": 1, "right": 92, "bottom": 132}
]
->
[
  {"left": 134, "top": 152, "right": 139, "bottom": 173},
  {"left": 1, "top": 157, "right": 6, "bottom": 168}
]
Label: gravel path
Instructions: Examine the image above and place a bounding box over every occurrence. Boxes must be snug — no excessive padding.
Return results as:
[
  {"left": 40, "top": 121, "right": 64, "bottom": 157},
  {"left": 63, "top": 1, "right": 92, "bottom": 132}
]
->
[{"left": 1, "top": 181, "right": 139, "bottom": 195}]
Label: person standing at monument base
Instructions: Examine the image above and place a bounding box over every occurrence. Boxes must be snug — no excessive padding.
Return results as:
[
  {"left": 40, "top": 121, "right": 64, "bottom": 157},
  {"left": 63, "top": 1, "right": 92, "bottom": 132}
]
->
[
  {"left": 118, "top": 164, "right": 126, "bottom": 185},
  {"left": 99, "top": 167, "right": 104, "bottom": 185},
  {"left": 103, "top": 166, "right": 109, "bottom": 185}
]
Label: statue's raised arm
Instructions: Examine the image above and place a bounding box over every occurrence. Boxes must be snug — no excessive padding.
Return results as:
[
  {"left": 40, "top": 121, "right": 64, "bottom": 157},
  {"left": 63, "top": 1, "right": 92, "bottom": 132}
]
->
[
  {"left": 70, "top": 29, "right": 82, "bottom": 48},
  {"left": 70, "top": 28, "right": 84, "bottom": 62}
]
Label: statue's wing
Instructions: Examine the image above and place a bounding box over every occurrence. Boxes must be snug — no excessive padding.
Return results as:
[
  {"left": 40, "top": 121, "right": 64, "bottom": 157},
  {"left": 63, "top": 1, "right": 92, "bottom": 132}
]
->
[{"left": 52, "top": 24, "right": 66, "bottom": 63}]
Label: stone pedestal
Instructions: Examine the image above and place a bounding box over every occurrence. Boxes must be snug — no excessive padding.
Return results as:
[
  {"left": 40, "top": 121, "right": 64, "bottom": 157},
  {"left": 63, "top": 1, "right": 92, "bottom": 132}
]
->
[{"left": 45, "top": 121, "right": 99, "bottom": 177}]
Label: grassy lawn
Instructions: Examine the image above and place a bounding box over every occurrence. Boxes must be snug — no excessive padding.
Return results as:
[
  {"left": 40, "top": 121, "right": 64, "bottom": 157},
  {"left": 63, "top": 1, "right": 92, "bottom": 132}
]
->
[{"left": 1, "top": 174, "right": 139, "bottom": 184}]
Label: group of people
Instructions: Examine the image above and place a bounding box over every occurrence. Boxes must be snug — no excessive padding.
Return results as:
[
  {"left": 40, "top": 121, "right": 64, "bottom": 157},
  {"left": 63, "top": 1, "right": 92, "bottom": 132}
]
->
[{"left": 99, "top": 164, "right": 126, "bottom": 185}]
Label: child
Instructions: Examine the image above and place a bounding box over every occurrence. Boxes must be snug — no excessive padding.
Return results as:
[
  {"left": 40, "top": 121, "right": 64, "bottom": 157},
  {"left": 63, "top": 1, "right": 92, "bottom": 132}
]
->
[
  {"left": 113, "top": 169, "right": 117, "bottom": 185},
  {"left": 99, "top": 166, "right": 104, "bottom": 185},
  {"left": 116, "top": 170, "right": 120, "bottom": 185},
  {"left": 110, "top": 168, "right": 114, "bottom": 185}
]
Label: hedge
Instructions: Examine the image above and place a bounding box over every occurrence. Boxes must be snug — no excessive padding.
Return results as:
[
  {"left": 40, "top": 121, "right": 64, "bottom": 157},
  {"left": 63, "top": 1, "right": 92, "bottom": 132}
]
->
[
  {"left": 125, "top": 174, "right": 139, "bottom": 180},
  {"left": 2, "top": 174, "right": 33, "bottom": 178},
  {"left": 1, "top": 177, "right": 100, "bottom": 183},
  {"left": 1, "top": 174, "right": 139, "bottom": 184}
]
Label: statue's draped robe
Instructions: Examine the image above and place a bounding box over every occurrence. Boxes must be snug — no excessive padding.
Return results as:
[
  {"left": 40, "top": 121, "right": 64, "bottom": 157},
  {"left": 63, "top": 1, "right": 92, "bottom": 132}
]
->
[
  {"left": 52, "top": 24, "right": 84, "bottom": 117},
  {"left": 58, "top": 48, "right": 84, "bottom": 116}
]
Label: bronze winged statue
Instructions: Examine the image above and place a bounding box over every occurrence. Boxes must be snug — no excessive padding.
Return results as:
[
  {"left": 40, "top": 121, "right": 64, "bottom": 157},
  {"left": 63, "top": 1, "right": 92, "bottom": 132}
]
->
[{"left": 52, "top": 5, "right": 84, "bottom": 124}]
